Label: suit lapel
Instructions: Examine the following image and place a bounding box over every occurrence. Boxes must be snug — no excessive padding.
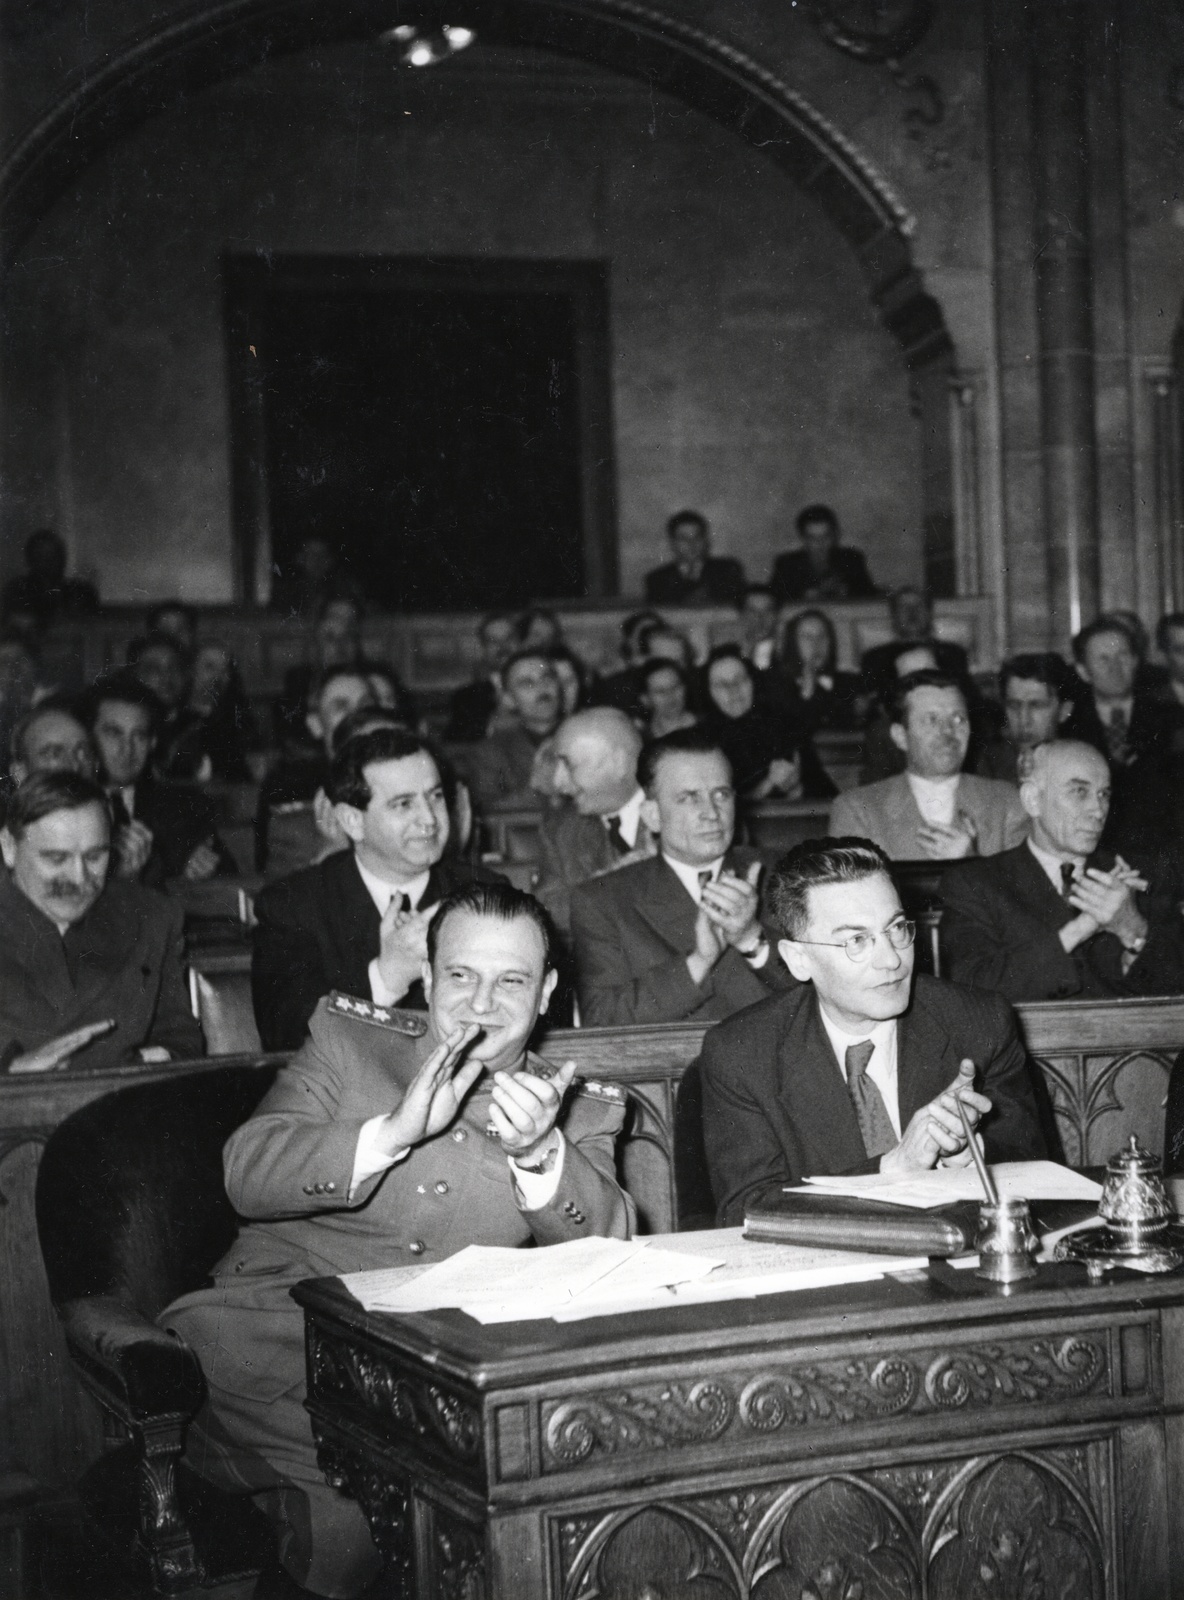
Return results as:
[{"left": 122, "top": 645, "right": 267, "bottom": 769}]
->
[
  {"left": 328, "top": 853, "right": 381, "bottom": 987},
  {"left": 896, "top": 986, "right": 957, "bottom": 1126},
  {"left": 66, "top": 889, "right": 142, "bottom": 1014},
  {"left": 0, "top": 876, "right": 76, "bottom": 1012},
  {"left": 886, "top": 776, "right": 925, "bottom": 856},
  {"left": 632, "top": 857, "right": 698, "bottom": 951},
  {"left": 777, "top": 989, "right": 868, "bottom": 1173}
]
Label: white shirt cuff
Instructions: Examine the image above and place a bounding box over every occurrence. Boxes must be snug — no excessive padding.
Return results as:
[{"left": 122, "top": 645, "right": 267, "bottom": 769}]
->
[
  {"left": 509, "top": 1131, "right": 566, "bottom": 1210},
  {"left": 368, "top": 958, "right": 405, "bottom": 1008},
  {"left": 349, "top": 1114, "right": 410, "bottom": 1199},
  {"left": 742, "top": 938, "right": 771, "bottom": 969}
]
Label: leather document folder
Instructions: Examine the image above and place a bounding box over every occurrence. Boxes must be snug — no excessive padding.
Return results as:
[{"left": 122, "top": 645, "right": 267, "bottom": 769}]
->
[{"left": 744, "top": 1189, "right": 1097, "bottom": 1257}]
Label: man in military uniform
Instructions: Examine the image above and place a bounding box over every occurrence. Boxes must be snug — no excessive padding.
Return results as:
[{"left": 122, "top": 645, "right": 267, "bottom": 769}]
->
[{"left": 163, "top": 882, "right": 632, "bottom": 1599}]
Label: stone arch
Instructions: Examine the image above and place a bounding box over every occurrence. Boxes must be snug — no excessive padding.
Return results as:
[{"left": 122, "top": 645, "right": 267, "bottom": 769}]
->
[{"left": 0, "top": 0, "right": 960, "bottom": 590}]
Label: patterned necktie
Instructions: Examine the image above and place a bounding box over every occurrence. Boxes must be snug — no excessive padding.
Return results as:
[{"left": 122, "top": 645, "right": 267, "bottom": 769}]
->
[
  {"left": 844, "top": 1040, "right": 897, "bottom": 1160},
  {"left": 604, "top": 814, "right": 628, "bottom": 856},
  {"left": 1060, "top": 862, "right": 1077, "bottom": 900},
  {"left": 1105, "top": 705, "right": 1129, "bottom": 764}
]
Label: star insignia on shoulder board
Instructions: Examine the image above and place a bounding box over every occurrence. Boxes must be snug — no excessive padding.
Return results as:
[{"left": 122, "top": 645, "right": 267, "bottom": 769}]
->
[{"left": 327, "top": 992, "right": 428, "bottom": 1036}]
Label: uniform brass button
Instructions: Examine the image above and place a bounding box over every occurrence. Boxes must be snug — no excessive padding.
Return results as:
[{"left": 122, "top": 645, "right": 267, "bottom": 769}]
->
[
  {"left": 302, "top": 1184, "right": 314, "bottom": 1195},
  {"left": 313, "top": 1183, "right": 324, "bottom": 1195},
  {"left": 452, "top": 1128, "right": 468, "bottom": 1143},
  {"left": 324, "top": 1182, "right": 336, "bottom": 1193},
  {"left": 416, "top": 1184, "right": 426, "bottom": 1195},
  {"left": 408, "top": 1240, "right": 426, "bottom": 1255},
  {"left": 434, "top": 1181, "right": 449, "bottom": 1195}
]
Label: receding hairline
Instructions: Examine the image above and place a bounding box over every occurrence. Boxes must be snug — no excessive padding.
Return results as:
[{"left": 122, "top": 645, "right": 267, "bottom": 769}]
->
[
  {"left": 1027, "top": 740, "right": 1109, "bottom": 784},
  {"left": 430, "top": 903, "right": 550, "bottom": 967}
]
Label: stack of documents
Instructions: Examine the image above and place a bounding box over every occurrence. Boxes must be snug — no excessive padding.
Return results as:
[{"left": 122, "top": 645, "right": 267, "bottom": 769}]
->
[
  {"left": 340, "top": 1230, "right": 930, "bottom": 1324},
  {"left": 795, "top": 1160, "right": 1102, "bottom": 1209}
]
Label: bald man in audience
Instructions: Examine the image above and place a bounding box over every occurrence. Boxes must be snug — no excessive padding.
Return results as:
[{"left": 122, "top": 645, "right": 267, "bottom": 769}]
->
[
  {"left": 535, "top": 708, "right": 650, "bottom": 934},
  {"left": 941, "top": 740, "right": 1184, "bottom": 1002},
  {"left": 829, "top": 671, "right": 1027, "bottom": 861},
  {"left": 9, "top": 698, "right": 95, "bottom": 782},
  {"left": 571, "top": 728, "right": 793, "bottom": 1025},
  {"left": 0, "top": 772, "right": 201, "bottom": 1072}
]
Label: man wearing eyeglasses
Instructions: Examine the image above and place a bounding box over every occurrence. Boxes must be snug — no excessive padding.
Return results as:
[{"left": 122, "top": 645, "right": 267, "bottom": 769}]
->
[{"left": 699, "top": 838, "right": 1047, "bottom": 1226}]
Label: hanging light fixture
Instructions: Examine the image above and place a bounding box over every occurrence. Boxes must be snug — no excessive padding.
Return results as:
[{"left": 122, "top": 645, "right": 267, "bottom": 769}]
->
[{"left": 380, "top": 23, "right": 476, "bottom": 67}]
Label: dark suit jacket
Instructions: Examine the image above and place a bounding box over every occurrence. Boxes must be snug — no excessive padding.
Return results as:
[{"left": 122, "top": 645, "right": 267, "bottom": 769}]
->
[
  {"left": 444, "top": 676, "right": 500, "bottom": 743},
  {"left": 0, "top": 872, "right": 202, "bottom": 1071},
  {"left": 571, "top": 847, "right": 794, "bottom": 1026},
  {"left": 940, "top": 842, "right": 1184, "bottom": 1003},
  {"left": 859, "top": 638, "right": 970, "bottom": 698},
  {"left": 251, "top": 848, "right": 502, "bottom": 1050},
  {"left": 699, "top": 974, "right": 1046, "bottom": 1225},
  {"left": 535, "top": 802, "right": 653, "bottom": 935},
  {"left": 129, "top": 774, "right": 233, "bottom": 883},
  {"left": 769, "top": 546, "right": 878, "bottom": 603},
  {"left": 467, "top": 725, "right": 545, "bottom": 810},
  {"left": 1062, "top": 691, "right": 1179, "bottom": 853},
  {"left": 644, "top": 557, "right": 746, "bottom": 607}
]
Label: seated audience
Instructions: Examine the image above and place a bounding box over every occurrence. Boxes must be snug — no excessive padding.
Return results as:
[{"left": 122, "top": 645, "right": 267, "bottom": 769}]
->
[
  {"left": 769, "top": 503, "right": 878, "bottom": 603},
  {"left": 1155, "top": 611, "right": 1184, "bottom": 726},
  {"left": 548, "top": 642, "right": 590, "bottom": 718},
  {"left": 1, "top": 529, "right": 98, "bottom": 632},
  {"left": 0, "top": 772, "right": 201, "bottom": 1073},
  {"left": 0, "top": 631, "right": 40, "bottom": 776},
  {"left": 467, "top": 648, "right": 562, "bottom": 810},
  {"left": 737, "top": 585, "right": 780, "bottom": 671},
  {"left": 698, "top": 838, "right": 1046, "bottom": 1224},
  {"left": 83, "top": 673, "right": 231, "bottom": 884},
  {"left": 127, "top": 632, "right": 204, "bottom": 780},
  {"left": 535, "top": 708, "right": 648, "bottom": 934},
  {"left": 255, "top": 666, "right": 376, "bottom": 871},
  {"left": 829, "top": 671, "right": 1027, "bottom": 860},
  {"left": 443, "top": 611, "right": 518, "bottom": 742},
  {"left": 9, "top": 698, "right": 95, "bottom": 782},
  {"left": 572, "top": 728, "right": 793, "bottom": 1025},
  {"left": 251, "top": 728, "right": 500, "bottom": 1050},
  {"left": 515, "top": 606, "right": 563, "bottom": 651},
  {"left": 639, "top": 658, "right": 698, "bottom": 740},
  {"left": 703, "top": 645, "right": 835, "bottom": 800},
  {"left": 1102, "top": 608, "right": 1168, "bottom": 693},
  {"left": 269, "top": 533, "right": 363, "bottom": 620},
  {"left": 859, "top": 587, "right": 970, "bottom": 701},
  {"left": 590, "top": 609, "right": 665, "bottom": 718},
  {"left": 185, "top": 641, "right": 260, "bottom": 782},
  {"left": 976, "top": 652, "right": 1074, "bottom": 783},
  {"left": 275, "top": 595, "right": 367, "bottom": 749},
  {"left": 771, "top": 608, "right": 863, "bottom": 735},
  {"left": 165, "top": 883, "right": 632, "bottom": 1599},
  {"left": 941, "top": 740, "right": 1184, "bottom": 1002},
  {"left": 644, "top": 510, "right": 746, "bottom": 607},
  {"left": 1064, "top": 615, "right": 1177, "bottom": 852},
  {"left": 147, "top": 600, "right": 198, "bottom": 660}
]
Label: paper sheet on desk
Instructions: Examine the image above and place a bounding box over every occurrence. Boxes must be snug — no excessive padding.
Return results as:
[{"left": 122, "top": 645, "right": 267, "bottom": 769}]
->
[
  {"left": 797, "top": 1160, "right": 1101, "bottom": 1209},
  {"left": 341, "top": 1238, "right": 641, "bottom": 1313}
]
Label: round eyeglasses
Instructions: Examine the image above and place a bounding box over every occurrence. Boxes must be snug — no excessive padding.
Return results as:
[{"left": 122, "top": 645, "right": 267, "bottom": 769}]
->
[{"left": 789, "top": 917, "right": 916, "bottom": 964}]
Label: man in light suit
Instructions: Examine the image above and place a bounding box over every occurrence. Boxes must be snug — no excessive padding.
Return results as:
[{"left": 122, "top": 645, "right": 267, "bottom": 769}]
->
[
  {"left": 941, "top": 740, "right": 1184, "bottom": 1002},
  {"left": 698, "top": 839, "right": 1046, "bottom": 1225},
  {"left": 571, "top": 727, "right": 793, "bottom": 1025},
  {"left": 164, "top": 883, "right": 633, "bottom": 1599},
  {"left": 534, "top": 707, "right": 651, "bottom": 933},
  {"left": 0, "top": 771, "right": 201, "bottom": 1073},
  {"left": 829, "top": 671, "right": 1028, "bottom": 860}
]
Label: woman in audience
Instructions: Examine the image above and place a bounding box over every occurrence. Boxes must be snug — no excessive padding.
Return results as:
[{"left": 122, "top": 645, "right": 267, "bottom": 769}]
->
[
  {"left": 365, "top": 662, "right": 423, "bottom": 732},
  {"left": 773, "top": 608, "right": 864, "bottom": 734},
  {"left": 548, "top": 643, "right": 591, "bottom": 718},
  {"left": 639, "top": 658, "right": 697, "bottom": 740},
  {"left": 703, "top": 644, "right": 835, "bottom": 800}
]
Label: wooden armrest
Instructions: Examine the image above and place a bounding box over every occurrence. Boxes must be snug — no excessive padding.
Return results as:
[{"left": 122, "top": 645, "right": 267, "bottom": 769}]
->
[{"left": 61, "top": 1295, "right": 205, "bottom": 1423}]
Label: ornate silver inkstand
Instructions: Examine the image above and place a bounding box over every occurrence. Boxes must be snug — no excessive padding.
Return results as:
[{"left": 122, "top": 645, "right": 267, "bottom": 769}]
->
[
  {"left": 1055, "top": 1137, "right": 1184, "bottom": 1278},
  {"left": 974, "top": 1197, "right": 1039, "bottom": 1283}
]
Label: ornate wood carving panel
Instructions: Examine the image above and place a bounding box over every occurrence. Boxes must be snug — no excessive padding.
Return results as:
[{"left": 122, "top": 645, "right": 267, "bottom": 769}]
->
[
  {"left": 552, "top": 1442, "right": 1112, "bottom": 1600},
  {"left": 540, "top": 1328, "right": 1114, "bottom": 1475}
]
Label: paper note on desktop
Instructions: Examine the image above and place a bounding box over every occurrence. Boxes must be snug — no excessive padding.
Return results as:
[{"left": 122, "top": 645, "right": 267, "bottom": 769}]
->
[
  {"left": 797, "top": 1161, "right": 1101, "bottom": 1209},
  {"left": 342, "top": 1237, "right": 642, "bottom": 1314}
]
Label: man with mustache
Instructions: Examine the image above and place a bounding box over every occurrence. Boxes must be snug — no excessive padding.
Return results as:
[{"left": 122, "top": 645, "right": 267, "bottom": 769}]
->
[
  {"left": 252, "top": 728, "right": 501, "bottom": 1050},
  {"left": 0, "top": 771, "right": 201, "bottom": 1072},
  {"left": 165, "top": 882, "right": 632, "bottom": 1599},
  {"left": 829, "top": 671, "right": 1028, "bottom": 860}
]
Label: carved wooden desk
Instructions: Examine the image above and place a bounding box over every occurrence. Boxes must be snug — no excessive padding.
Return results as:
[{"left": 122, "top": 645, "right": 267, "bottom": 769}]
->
[{"left": 294, "top": 1262, "right": 1184, "bottom": 1599}]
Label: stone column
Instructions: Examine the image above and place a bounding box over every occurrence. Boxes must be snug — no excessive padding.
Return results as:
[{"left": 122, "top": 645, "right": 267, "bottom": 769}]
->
[{"left": 1031, "top": 0, "right": 1101, "bottom": 640}]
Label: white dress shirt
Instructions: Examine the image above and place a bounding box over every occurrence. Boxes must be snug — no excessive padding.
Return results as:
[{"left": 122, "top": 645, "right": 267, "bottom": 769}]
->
[
  {"left": 603, "top": 786, "right": 646, "bottom": 849},
  {"left": 663, "top": 853, "right": 770, "bottom": 966},
  {"left": 354, "top": 857, "right": 432, "bottom": 1007},
  {"left": 905, "top": 771, "right": 961, "bottom": 828},
  {"left": 817, "top": 1006, "right": 902, "bottom": 1138},
  {"left": 1027, "top": 836, "right": 1085, "bottom": 893}
]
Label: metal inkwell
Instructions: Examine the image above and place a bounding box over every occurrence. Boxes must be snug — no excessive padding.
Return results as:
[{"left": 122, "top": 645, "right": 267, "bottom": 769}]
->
[{"left": 1055, "top": 1137, "right": 1184, "bottom": 1277}]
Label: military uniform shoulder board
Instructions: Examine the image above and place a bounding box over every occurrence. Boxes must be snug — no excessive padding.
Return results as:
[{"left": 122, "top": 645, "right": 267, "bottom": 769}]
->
[
  {"left": 326, "top": 992, "right": 428, "bottom": 1036},
  {"left": 577, "top": 1078, "right": 625, "bottom": 1104}
]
